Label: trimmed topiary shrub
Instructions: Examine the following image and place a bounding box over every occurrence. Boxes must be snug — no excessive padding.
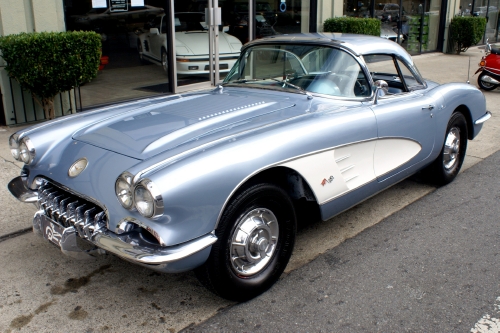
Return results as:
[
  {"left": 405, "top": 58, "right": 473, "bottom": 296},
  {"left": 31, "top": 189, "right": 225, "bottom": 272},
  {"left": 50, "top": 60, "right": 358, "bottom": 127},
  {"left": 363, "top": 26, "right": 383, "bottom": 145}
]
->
[
  {"left": 324, "top": 17, "right": 381, "bottom": 36},
  {"left": 0, "top": 31, "right": 101, "bottom": 119},
  {"left": 449, "top": 16, "right": 487, "bottom": 54}
]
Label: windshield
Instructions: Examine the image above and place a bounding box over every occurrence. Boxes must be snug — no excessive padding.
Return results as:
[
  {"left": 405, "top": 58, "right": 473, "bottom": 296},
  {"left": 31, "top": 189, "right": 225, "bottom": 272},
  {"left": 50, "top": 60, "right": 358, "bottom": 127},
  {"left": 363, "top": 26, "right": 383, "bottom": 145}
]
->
[
  {"left": 224, "top": 44, "right": 371, "bottom": 98},
  {"left": 175, "top": 13, "right": 207, "bottom": 32}
]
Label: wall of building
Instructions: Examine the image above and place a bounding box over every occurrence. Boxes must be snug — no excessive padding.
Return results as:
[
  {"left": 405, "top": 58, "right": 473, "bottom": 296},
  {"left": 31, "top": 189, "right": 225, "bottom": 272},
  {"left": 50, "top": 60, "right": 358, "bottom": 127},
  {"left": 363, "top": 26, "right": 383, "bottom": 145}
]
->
[
  {"left": 443, "top": 0, "right": 461, "bottom": 53},
  {"left": 0, "top": 0, "right": 74, "bottom": 126},
  {"left": 316, "top": 0, "right": 343, "bottom": 31}
]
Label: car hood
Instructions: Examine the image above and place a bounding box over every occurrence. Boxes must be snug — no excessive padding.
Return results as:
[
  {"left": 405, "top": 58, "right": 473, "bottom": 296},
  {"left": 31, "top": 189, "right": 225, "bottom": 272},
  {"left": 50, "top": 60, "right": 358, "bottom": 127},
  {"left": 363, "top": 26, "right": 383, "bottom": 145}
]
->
[
  {"left": 72, "top": 89, "right": 298, "bottom": 160},
  {"left": 175, "top": 31, "right": 240, "bottom": 55}
]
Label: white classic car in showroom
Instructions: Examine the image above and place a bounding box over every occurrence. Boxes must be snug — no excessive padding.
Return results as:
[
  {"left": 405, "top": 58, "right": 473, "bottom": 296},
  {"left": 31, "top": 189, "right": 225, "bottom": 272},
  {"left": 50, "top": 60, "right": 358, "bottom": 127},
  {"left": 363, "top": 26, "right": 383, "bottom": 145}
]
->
[{"left": 137, "top": 13, "right": 242, "bottom": 75}]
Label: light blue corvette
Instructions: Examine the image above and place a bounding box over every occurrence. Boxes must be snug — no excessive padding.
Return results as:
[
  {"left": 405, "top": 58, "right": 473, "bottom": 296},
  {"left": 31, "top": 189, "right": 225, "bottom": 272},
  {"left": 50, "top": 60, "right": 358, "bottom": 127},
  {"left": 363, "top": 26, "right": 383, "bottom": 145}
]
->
[{"left": 8, "top": 33, "right": 490, "bottom": 301}]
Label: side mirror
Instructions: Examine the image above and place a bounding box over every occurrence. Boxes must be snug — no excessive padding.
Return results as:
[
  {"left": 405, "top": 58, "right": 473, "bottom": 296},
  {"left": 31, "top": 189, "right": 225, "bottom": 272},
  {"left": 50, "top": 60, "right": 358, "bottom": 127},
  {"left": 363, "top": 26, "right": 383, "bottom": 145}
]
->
[
  {"left": 223, "top": 26, "right": 230, "bottom": 33},
  {"left": 149, "top": 28, "right": 159, "bottom": 35},
  {"left": 373, "top": 80, "right": 389, "bottom": 104}
]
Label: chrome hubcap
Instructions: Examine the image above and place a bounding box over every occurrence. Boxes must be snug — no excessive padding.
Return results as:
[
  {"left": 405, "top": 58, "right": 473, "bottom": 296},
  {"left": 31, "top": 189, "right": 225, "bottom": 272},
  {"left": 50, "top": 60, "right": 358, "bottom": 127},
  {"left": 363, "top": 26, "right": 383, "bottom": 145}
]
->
[
  {"left": 230, "top": 208, "right": 279, "bottom": 276},
  {"left": 443, "top": 127, "right": 460, "bottom": 170}
]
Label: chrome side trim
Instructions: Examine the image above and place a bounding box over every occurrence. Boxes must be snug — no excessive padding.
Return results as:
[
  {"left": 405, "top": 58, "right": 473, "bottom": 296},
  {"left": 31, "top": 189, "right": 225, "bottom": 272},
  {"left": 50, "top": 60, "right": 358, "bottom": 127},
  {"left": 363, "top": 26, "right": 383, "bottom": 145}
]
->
[
  {"left": 93, "top": 231, "right": 217, "bottom": 264},
  {"left": 8, "top": 176, "right": 38, "bottom": 203},
  {"left": 215, "top": 136, "right": 421, "bottom": 228},
  {"left": 475, "top": 111, "right": 492, "bottom": 125}
]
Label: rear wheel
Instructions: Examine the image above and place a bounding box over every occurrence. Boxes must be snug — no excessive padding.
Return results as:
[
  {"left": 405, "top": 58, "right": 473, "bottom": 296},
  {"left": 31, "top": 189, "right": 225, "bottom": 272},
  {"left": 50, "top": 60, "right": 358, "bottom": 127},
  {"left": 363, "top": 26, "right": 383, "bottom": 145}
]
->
[
  {"left": 195, "top": 183, "right": 296, "bottom": 301},
  {"left": 425, "top": 112, "right": 468, "bottom": 185},
  {"left": 478, "top": 72, "right": 498, "bottom": 91}
]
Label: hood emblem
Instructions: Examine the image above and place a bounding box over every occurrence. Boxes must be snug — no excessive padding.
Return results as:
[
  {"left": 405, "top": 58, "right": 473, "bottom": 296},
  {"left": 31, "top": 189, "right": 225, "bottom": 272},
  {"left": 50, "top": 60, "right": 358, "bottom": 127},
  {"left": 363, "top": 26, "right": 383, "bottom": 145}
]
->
[{"left": 68, "top": 158, "right": 88, "bottom": 178}]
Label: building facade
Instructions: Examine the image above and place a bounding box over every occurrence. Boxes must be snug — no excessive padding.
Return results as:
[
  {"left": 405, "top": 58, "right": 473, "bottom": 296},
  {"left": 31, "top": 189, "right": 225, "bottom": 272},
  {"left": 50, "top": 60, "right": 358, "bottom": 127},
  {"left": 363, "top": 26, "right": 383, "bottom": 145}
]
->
[{"left": 0, "top": 0, "right": 480, "bottom": 125}]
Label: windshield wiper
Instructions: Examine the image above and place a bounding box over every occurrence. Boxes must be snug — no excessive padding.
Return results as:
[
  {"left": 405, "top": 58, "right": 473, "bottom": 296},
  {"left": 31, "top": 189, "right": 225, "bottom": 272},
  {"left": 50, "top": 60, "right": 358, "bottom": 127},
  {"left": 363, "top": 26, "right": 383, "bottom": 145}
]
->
[
  {"left": 224, "top": 78, "right": 313, "bottom": 99},
  {"left": 223, "top": 78, "right": 263, "bottom": 84},
  {"left": 268, "top": 78, "right": 313, "bottom": 99}
]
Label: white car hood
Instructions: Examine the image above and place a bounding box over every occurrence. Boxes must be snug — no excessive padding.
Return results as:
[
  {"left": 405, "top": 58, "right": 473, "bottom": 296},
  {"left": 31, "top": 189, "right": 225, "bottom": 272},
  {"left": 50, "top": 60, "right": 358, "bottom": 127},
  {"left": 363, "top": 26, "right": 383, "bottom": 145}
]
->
[{"left": 175, "top": 31, "right": 241, "bottom": 55}]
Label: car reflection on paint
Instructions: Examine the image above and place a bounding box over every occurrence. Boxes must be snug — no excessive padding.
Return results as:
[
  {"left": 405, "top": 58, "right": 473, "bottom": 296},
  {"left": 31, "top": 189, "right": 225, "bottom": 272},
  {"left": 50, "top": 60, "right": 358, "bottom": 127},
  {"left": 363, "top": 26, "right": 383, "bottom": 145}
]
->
[{"left": 8, "top": 33, "right": 490, "bottom": 302}]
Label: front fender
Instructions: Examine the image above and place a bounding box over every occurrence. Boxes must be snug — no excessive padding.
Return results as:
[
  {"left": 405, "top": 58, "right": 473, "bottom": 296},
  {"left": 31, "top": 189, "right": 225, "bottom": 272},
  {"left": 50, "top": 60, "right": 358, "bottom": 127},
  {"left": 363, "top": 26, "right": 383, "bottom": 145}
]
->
[{"left": 429, "top": 82, "right": 487, "bottom": 140}]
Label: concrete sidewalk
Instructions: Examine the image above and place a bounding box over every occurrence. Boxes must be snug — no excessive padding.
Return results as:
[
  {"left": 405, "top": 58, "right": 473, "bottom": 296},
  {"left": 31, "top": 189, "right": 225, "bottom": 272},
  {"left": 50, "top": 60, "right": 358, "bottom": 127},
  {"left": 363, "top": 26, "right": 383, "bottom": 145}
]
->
[{"left": 0, "top": 46, "right": 499, "bottom": 332}]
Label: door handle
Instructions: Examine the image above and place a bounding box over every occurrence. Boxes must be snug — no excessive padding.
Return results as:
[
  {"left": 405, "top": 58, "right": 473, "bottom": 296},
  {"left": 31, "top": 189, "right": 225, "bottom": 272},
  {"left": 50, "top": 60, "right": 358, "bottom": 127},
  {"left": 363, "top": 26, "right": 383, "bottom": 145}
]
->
[{"left": 422, "top": 104, "right": 434, "bottom": 110}]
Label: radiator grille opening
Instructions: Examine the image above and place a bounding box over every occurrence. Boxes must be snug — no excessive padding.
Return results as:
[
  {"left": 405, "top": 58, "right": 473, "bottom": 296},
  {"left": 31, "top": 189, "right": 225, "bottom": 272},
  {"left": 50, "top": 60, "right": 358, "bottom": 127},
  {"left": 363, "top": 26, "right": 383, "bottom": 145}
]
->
[{"left": 38, "top": 180, "right": 107, "bottom": 239}]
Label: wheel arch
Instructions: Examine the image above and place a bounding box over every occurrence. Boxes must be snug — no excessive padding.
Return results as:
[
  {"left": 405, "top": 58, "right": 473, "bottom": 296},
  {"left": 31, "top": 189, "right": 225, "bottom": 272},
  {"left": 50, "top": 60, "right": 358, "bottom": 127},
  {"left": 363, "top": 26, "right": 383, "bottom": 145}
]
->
[
  {"left": 453, "top": 104, "right": 474, "bottom": 140},
  {"left": 215, "top": 166, "right": 320, "bottom": 229}
]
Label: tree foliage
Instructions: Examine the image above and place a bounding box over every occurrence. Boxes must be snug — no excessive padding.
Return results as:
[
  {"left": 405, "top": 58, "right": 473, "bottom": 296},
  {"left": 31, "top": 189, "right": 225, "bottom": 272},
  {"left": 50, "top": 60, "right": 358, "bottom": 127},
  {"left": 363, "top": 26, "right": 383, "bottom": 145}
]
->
[
  {"left": 450, "top": 16, "right": 487, "bottom": 54},
  {"left": 0, "top": 31, "right": 101, "bottom": 119},
  {"left": 324, "top": 17, "right": 381, "bottom": 36}
]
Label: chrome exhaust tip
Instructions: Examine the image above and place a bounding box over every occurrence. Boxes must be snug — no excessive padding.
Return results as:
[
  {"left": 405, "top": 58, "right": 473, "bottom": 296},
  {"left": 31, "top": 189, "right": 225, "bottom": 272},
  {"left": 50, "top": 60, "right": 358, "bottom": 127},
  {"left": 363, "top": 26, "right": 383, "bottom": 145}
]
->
[{"left": 480, "top": 74, "right": 500, "bottom": 85}]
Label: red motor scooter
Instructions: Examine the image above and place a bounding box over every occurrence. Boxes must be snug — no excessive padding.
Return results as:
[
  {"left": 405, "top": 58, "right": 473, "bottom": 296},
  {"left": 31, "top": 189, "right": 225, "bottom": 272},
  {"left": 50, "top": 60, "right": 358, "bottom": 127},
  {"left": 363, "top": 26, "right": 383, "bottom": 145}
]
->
[{"left": 476, "top": 39, "right": 500, "bottom": 91}]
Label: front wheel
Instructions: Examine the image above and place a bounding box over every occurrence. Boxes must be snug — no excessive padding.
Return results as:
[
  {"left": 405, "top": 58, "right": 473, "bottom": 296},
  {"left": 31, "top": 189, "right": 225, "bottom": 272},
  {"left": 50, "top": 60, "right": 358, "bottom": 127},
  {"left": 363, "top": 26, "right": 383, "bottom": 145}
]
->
[
  {"left": 478, "top": 72, "right": 498, "bottom": 91},
  {"left": 425, "top": 112, "right": 468, "bottom": 185},
  {"left": 195, "top": 183, "right": 296, "bottom": 301},
  {"left": 161, "top": 49, "right": 168, "bottom": 74}
]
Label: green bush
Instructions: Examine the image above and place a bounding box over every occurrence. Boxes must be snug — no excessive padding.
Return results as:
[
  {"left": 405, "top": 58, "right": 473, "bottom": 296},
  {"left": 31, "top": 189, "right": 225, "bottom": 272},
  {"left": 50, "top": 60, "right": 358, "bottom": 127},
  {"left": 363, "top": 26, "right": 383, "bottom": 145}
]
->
[
  {"left": 449, "top": 16, "right": 487, "bottom": 54},
  {"left": 324, "top": 17, "right": 381, "bottom": 36},
  {"left": 0, "top": 31, "right": 101, "bottom": 119}
]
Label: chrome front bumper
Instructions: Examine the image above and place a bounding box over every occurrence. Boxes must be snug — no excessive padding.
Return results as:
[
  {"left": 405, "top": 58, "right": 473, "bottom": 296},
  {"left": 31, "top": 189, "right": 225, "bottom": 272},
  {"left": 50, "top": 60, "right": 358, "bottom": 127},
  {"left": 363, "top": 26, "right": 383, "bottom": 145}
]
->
[{"left": 9, "top": 176, "right": 217, "bottom": 269}]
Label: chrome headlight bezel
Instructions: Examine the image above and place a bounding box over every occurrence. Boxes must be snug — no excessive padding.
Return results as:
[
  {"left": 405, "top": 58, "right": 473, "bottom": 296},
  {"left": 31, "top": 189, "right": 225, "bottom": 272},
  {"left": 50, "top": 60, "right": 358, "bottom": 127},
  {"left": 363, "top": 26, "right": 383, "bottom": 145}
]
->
[
  {"left": 10, "top": 135, "right": 36, "bottom": 165},
  {"left": 115, "top": 172, "right": 135, "bottom": 210},
  {"left": 9, "top": 134, "right": 20, "bottom": 160},
  {"left": 133, "top": 179, "right": 163, "bottom": 219}
]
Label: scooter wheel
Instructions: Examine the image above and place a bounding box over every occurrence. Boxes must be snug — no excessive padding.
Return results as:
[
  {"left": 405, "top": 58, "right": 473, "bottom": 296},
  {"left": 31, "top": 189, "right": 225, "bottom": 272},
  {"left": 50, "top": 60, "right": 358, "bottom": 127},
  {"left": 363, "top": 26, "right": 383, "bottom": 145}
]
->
[{"left": 478, "top": 72, "right": 498, "bottom": 91}]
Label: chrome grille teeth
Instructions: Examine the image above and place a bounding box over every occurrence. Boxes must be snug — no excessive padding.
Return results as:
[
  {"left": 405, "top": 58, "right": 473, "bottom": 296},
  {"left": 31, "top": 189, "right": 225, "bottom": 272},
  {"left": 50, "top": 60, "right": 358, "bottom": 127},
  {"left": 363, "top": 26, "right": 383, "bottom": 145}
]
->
[
  {"left": 37, "top": 180, "right": 107, "bottom": 239},
  {"left": 58, "top": 197, "right": 73, "bottom": 227},
  {"left": 66, "top": 201, "right": 80, "bottom": 225}
]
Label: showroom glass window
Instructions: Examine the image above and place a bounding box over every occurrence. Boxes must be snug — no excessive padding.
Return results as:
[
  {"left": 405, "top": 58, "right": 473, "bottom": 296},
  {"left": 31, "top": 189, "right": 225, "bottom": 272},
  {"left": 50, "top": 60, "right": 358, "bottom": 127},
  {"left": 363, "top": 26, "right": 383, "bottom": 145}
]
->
[
  {"left": 343, "top": 0, "right": 443, "bottom": 54},
  {"left": 63, "top": 0, "right": 172, "bottom": 108}
]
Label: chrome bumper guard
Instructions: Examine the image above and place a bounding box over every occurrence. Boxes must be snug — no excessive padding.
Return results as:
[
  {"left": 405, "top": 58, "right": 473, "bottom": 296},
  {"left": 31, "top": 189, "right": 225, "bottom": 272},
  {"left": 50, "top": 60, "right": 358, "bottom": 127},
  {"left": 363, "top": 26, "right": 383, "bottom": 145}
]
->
[
  {"left": 475, "top": 111, "right": 492, "bottom": 125},
  {"left": 9, "top": 176, "right": 217, "bottom": 264}
]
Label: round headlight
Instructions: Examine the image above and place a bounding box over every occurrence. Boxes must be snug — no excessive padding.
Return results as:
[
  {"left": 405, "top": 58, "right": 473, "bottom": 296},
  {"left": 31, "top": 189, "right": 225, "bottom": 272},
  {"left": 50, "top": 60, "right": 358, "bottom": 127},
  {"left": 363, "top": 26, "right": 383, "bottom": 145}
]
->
[
  {"left": 15, "top": 137, "right": 35, "bottom": 164},
  {"left": 9, "top": 136, "right": 20, "bottom": 160},
  {"left": 115, "top": 175, "right": 133, "bottom": 209},
  {"left": 19, "top": 141, "right": 31, "bottom": 164},
  {"left": 134, "top": 185, "right": 154, "bottom": 218}
]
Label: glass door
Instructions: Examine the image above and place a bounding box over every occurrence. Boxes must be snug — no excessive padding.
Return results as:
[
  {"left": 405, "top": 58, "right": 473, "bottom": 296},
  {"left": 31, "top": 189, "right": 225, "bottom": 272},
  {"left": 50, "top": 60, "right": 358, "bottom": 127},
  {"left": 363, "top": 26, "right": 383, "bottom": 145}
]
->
[
  {"left": 473, "top": 0, "right": 500, "bottom": 42},
  {"left": 63, "top": 0, "right": 173, "bottom": 108},
  {"left": 402, "top": 0, "right": 441, "bottom": 54}
]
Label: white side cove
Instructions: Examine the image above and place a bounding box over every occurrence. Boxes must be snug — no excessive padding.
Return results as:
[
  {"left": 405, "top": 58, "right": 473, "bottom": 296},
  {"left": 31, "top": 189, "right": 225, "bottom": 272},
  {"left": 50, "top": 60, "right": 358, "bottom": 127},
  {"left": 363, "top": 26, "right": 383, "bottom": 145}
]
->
[
  {"left": 280, "top": 138, "right": 422, "bottom": 205},
  {"left": 374, "top": 138, "right": 422, "bottom": 177}
]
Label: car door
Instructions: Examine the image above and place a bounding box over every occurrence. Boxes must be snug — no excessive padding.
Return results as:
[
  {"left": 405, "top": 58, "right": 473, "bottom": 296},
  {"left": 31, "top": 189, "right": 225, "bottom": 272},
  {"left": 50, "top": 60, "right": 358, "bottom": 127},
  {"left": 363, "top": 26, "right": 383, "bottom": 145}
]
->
[{"left": 365, "top": 54, "right": 441, "bottom": 182}]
